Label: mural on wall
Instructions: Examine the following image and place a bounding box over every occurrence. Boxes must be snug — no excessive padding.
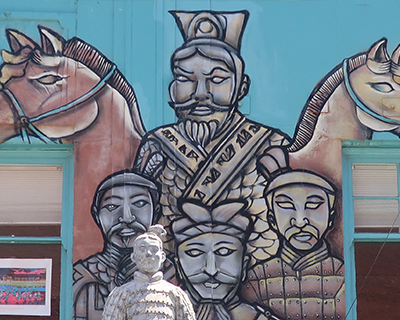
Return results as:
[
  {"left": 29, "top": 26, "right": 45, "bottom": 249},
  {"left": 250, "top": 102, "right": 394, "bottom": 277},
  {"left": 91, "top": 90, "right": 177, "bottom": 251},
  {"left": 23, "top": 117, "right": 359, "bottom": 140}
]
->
[
  {"left": 289, "top": 38, "right": 400, "bottom": 185},
  {"left": 0, "top": 26, "right": 146, "bottom": 271},
  {"left": 0, "top": 26, "right": 144, "bottom": 144},
  {"left": 134, "top": 10, "right": 290, "bottom": 268},
  {"left": 242, "top": 162, "right": 345, "bottom": 319},
  {"left": 171, "top": 199, "right": 279, "bottom": 320},
  {"left": 132, "top": 10, "right": 345, "bottom": 320},
  {"left": 2, "top": 8, "right": 400, "bottom": 320},
  {"left": 72, "top": 170, "right": 159, "bottom": 320}
]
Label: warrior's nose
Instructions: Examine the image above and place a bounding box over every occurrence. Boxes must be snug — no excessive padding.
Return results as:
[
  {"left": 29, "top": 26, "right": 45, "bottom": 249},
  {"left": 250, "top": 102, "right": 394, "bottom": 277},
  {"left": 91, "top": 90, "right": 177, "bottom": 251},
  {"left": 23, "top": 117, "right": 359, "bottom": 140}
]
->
[
  {"left": 201, "top": 251, "right": 219, "bottom": 276},
  {"left": 290, "top": 210, "right": 309, "bottom": 228},
  {"left": 192, "top": 80, "right": 211, "bottom": 102},
  {"left": 118, "top": 205, "right": 136, "bottom": 224}
]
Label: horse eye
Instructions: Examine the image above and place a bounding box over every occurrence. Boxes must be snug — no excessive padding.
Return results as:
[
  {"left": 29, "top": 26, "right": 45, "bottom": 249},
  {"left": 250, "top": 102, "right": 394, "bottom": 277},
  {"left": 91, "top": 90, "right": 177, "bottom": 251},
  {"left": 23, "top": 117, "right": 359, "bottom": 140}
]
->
[
  {"left": 35, "top": 75, "right": 64, "bottom": 85},
  {"left": 369, "top": 82, "right": 394, "bottom": 93}
]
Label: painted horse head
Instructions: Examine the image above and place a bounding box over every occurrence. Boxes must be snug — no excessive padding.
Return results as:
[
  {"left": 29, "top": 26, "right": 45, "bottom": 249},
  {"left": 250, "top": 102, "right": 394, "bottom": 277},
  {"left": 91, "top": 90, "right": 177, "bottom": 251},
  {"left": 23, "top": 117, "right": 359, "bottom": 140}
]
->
[
  {"left": 289, "top": 38, "right": 400, "bottom": 152},
  {"left": 348, "top": 38, "right": 400, "bottom": 133},
  {"left": 0, "top": 26, "right": 145, "bottom": 143}
]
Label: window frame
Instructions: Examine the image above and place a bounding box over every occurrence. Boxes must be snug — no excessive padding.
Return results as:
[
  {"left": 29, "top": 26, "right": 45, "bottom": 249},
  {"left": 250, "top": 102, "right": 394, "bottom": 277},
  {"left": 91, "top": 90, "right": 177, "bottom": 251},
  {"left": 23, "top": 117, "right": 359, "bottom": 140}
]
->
[
  {"left": 0, "top": 144, "right": 74, "bottom": 319},
  {"left": 342, "top": 140, "right": 400, "bottom": 319}
]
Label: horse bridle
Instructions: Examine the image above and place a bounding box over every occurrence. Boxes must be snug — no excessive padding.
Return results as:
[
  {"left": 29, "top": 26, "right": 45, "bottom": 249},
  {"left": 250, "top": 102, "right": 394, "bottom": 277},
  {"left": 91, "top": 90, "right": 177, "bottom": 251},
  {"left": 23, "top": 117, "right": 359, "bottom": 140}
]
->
[
  {"left": 4, "top": 64, "right": 116, "bottom": 143},
  {"left": 343, "top": 58, "right": 400, "bottom": 126}
]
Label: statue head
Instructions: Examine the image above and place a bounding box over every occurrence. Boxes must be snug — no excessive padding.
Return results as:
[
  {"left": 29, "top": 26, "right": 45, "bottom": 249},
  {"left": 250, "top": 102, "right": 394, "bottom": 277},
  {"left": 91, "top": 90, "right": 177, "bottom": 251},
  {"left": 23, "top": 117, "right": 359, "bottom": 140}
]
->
[
  {"left": 264, "top": 170, "right": 337, "bottom": 251},
  {"left": 91, "top": 170, "right": 159, "bottom": 249},
  {"left": 131, "top": 225, "right": 167, "bottom": 276}
]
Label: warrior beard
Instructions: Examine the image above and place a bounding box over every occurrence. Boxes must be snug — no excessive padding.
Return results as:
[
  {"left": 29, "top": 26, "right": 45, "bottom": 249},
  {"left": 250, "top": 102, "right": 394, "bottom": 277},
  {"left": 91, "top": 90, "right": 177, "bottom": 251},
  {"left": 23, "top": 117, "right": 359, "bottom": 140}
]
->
[
  {"left": 178, "top": 119, "right": 218, "bottom": 148},
  {"left": 196, "top": 303, "right": 231, "bottom": 320}
]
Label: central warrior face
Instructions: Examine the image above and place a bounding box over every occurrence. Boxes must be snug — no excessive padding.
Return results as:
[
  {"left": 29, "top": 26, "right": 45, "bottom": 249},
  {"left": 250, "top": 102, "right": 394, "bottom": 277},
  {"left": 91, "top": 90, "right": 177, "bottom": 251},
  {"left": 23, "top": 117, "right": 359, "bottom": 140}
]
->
[
  {"left": 177, "top": 233, "right": 245, "bottom": 302},
  {"left": 169, "top": 53, "right": 237, "bottom": 128}
]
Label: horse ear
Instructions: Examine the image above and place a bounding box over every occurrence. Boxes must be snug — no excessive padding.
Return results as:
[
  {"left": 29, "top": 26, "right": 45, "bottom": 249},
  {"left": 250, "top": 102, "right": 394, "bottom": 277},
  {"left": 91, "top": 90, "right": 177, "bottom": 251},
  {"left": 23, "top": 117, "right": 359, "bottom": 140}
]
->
[
  {"left": 391, "top": 44, "right": 400, "bottom": 64},
  {"left": 6, "top": 29, "right": 37, "bottom": 53},
  {"left": 367, "top": 38, "right": 390, "bottom": 62},
  {"left": 38, "top": 25, "right": 65, "bottom": 56}
]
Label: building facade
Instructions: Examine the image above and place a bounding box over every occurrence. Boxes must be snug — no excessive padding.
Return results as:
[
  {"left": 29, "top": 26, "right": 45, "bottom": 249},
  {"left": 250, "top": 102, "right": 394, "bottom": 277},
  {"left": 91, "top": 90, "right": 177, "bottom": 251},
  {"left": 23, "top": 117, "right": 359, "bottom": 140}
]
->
[{"left": 0, "top": 0, "right": 399, "bottom": 319}]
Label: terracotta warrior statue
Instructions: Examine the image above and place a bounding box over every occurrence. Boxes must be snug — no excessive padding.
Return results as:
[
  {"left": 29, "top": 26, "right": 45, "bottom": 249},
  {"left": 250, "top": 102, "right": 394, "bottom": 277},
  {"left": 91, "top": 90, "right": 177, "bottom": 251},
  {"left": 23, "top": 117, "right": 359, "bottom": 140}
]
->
[{"left": 102, "top": 225, "right": 196, "bottom": 320}]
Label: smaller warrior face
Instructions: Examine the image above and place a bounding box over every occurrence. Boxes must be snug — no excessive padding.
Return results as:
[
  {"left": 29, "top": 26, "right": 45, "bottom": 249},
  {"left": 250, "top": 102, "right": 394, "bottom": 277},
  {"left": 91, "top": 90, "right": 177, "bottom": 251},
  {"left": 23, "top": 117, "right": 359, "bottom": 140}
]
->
[
  {"left": 98, "top": 185, "right": 153, "bottom": 249},
  {"left": 132, "top": 236, "right": 165, "bottom": 276},
  {"left": 271, "top": 185, "right": 331, "bottom": 251},
  {"left": 169, "top": 53, "right": 237, "bottom": 127},
  {"left": 177, "top": 233, "right": 245, "bottom": 302}
]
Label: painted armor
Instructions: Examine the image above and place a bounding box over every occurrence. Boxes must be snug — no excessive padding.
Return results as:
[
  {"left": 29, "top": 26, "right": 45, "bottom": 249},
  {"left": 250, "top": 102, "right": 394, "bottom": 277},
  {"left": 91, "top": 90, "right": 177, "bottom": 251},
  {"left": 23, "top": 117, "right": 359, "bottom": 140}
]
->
[
  {"left": 134, "top": 111, "right": 288, "bottom": 264},
  {"left": 242, "top": 240, "right": 345, "bottom": 320},
  {"left": 73, "top": 243, "right": 137, "bottom": 320}
]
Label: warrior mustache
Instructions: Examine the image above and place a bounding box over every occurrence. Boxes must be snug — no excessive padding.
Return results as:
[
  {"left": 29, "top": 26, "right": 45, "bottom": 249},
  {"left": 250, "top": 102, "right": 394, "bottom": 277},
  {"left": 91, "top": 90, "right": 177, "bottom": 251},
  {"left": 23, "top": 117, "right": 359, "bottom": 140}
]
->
[
  {"left": 188, "top": 270, "right": 238, "bottom": 285},
  {"left": 169, "top": 98, "right": 231, "bottom": 112},
  {"left": 107, "top": 221, "right": 147, "bottom": 238},
  {"left": 284, "top": 224, "right": 320, "bottom": 242}
]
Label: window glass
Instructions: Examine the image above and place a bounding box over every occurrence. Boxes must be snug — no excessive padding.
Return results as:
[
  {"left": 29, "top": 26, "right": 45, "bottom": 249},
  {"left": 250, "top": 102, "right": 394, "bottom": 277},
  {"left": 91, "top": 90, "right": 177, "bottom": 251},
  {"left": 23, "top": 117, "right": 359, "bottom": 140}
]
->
[
  {"left": 352, "top": 163, "right": 397, "bottom": 197},
  {"left": 0, "top": 165, "right": 62, "bottom": 237},
  {"left": 355, "top": 242, "right": 400, "bottom": 319},
  {"left": 354, "top": 199, "right": 399, "bottom": 233},
  {"left": 352, "top": 163, "right": 399, "bottom": 233}
]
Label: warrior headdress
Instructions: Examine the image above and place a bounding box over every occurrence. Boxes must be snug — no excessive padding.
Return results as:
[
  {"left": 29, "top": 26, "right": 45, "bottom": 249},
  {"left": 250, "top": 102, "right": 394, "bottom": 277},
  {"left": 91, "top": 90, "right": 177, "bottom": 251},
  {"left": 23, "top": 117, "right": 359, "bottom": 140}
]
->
[
  {"left": 172, "top": 199, "right": 252, "bottom": 245},
  {"left": 170, "top": 10, "right": 249, "bottom": 54}
]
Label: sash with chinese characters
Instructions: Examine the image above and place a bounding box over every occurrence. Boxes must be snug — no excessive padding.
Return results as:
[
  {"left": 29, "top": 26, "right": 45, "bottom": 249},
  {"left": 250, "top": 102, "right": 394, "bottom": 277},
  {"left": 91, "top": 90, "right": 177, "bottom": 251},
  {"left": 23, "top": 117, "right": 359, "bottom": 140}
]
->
[{"left": 152, "top": 118, "right": 272, "bottom": 205}]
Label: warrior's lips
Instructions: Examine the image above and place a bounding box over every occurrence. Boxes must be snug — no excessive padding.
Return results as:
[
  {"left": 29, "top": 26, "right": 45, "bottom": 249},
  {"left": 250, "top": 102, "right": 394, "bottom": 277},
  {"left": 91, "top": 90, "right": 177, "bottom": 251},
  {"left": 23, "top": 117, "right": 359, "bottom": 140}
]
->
[
  {"left": 189, "top": 106, "right": 213, "bottom": 116},
  {"left": 292, "top": 232, "right": 313, "bottom": 242},
  {"left": 117, "top": 229, "right": 137, "bottom": 237},
  {"left": 204, "top": 282, "right": 220, "bottom": 289}
]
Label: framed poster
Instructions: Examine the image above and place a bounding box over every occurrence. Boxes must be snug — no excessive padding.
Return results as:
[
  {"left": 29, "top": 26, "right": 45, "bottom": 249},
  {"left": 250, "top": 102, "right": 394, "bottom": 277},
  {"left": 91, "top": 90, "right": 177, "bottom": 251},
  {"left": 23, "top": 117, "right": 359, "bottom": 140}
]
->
[{"left": 0, "top": 259, "right": 52, "bottom": 316}]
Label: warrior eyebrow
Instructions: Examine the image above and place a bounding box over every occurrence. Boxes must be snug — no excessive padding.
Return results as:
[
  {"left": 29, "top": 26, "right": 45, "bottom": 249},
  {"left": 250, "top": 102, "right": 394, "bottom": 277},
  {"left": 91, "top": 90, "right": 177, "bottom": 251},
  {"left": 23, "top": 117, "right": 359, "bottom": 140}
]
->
[
  {"left": 306, "top": 194, "right": 325, "bottom": 201},
  {"left": 175, "top": 66, "right": 194, "bottom": 74},
  {"left": 203, "top": 67, "right": 230, "bottom": 76},
  {"left": 129, "top": 193, "right": 150, "bottom": 200},
  {"left": 103, "top": 195, "right": 123, "bottom": 202},
  {"left": 186, "top": 242, "right": 204, "bottom": 247},
  {"left": 274, "top": 193, "right": 293, "bottom": 201},
  {"left": 215, "top": 240, "right": 234, "bottom": 246}
]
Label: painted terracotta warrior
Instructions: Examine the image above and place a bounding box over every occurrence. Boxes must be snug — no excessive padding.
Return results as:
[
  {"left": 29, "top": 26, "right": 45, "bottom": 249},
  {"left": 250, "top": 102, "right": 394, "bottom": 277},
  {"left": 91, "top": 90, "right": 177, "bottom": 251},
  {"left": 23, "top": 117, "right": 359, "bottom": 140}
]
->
[
  {"left": 134, "top": 10, "right": 289, "bottom": 264},
  {"left": 73, "top": 170, "right": 159, "bottom": 320},
  {"left": 242, "top": 169, "right": 345, "bottom": 320},
  {"left": 102, "top": 225, "right": 196, "bottom": 320},
  {"left": 172, "top": 200, "right": 281, "bottom": 320}
]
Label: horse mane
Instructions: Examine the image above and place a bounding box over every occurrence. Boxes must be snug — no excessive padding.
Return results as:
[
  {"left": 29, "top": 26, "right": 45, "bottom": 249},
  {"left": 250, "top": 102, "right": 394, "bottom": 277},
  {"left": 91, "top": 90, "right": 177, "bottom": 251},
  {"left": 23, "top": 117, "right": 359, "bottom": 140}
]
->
[
  {"left": 287, "top": 52, "right": 367, "bottom": 152},
  {"left": 63, "top": 37, "right": 146, "bottom": 136}
]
